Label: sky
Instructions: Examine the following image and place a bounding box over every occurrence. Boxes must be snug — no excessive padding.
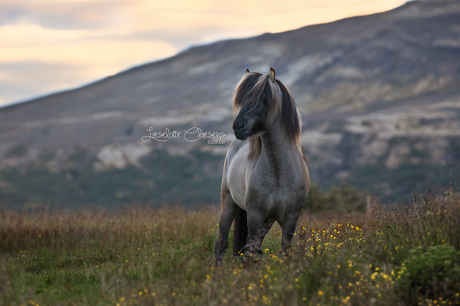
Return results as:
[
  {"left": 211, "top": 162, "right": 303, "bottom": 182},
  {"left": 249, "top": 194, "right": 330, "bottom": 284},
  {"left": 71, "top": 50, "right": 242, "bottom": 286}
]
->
[{"left": 0, "top": 0, "right": 409, "bottom": 107}]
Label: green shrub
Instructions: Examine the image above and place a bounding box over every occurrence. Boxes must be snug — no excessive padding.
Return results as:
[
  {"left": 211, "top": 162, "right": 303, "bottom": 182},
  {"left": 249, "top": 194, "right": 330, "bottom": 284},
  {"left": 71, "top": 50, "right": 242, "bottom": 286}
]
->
[
  {"left": 396, "top": 243, "right": 460, "bottom": 303},
  {"left": 305, "top": 182, "right": 366, "bottom": 213}
]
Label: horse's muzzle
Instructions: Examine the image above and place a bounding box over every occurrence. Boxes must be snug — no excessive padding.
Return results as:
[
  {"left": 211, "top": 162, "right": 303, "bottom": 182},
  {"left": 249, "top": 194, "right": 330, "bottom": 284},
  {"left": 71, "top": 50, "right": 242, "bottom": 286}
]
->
[
  {"left": 234, "top": 130, "right": 248, "bottom": 140},
  {"left": 233, "top": 121, "right": 248, "bottom": 140}
]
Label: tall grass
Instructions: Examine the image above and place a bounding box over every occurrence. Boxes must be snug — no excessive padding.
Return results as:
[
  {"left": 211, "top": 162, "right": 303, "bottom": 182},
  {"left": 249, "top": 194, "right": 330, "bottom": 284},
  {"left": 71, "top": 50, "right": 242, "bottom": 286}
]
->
[{"left": 1, "top": 187, "right": 460, "bottom": 305}]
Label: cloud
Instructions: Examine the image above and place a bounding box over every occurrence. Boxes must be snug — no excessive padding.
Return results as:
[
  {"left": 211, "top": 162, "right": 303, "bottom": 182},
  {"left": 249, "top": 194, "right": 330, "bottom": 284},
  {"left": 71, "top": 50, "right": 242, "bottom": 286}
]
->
[
  {"left": 101, "top": 26, "right": 257, "bottom": 50},
  {"left": 0, "top": 36, "right": 177, "bottom": 68},
  {"left": 0, "top": 0, "right": 128, "bottom": 30},
  {"left": 0, "top": 61, "right": 90, "bottom": 105},
  {"left": 0, "top": 3, "right": 24, "bottom": 26},
  {"left": 0, "top": 38, "right": 177, "bottom": 106},
  {"left": 0, "top": 0, "right": 408, "bottom": 106}
]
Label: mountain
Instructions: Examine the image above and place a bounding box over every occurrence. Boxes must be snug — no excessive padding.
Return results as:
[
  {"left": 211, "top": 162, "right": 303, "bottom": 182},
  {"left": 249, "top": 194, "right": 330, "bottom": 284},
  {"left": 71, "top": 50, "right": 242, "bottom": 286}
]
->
[{"left": 1, "top": 0, "right": 460, "bottom": 208}]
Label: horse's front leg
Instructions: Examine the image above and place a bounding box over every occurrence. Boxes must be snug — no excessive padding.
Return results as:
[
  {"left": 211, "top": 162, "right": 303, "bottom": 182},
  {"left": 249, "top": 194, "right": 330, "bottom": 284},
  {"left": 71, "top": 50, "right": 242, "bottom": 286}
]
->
[
  {"left": 280, "top": 213, "right": 301, "bottom": 254},
  {"left": 214, "top": 191, "right": 238, "bottom": 266},
  {"left": 244, "top": 212, "right": 274, "bottom": 262}
]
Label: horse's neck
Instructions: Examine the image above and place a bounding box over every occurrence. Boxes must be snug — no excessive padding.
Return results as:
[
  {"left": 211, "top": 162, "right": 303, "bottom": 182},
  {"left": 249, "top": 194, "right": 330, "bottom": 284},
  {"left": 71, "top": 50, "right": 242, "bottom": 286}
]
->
[{"left": 259, "top": 119, "right": 298, "bottom": 183}]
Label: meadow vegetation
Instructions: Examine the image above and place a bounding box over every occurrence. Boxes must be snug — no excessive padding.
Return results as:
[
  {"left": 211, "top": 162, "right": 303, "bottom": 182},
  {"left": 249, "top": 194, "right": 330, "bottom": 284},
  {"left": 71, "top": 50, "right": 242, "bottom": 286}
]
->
[
  {"left": 304, "top": 182, "right": 366, "bottom": 213},
  {"left": 1, "top": 186, "right": 460, "bottom": 305}
]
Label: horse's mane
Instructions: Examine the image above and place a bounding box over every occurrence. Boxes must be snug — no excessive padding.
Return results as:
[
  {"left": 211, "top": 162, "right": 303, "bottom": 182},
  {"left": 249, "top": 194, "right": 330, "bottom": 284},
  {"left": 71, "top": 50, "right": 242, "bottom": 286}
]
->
[{"left": 232, "top": 71, "right": 304, "bottom": 160}]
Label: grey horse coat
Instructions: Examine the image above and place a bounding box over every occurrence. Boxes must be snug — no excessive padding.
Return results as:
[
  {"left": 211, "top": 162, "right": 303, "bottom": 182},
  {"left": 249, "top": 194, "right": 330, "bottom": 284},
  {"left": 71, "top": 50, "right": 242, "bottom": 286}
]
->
[{"left": 214, "top": 68, "right": 310, "bottom": 266}]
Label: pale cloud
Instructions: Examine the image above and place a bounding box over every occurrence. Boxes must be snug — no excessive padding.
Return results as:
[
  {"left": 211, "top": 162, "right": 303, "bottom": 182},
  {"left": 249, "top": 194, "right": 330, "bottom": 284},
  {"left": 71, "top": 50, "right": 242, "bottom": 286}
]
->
[
  {"left": 0, "top": 0, "right": 407, "bottom": 106},
  {"left": 0, "top": 23, "right": 177, "bottom": 96},
  {"left": 101, "top": 26, "right": 256, "bottom": 50},
  {"left": 0, "top": 0, "right": 129, "bottom": 29},
  {"left": 0, "top": 61, "right": 89, "bottom": 105},
  {"left": 0, "top": 35, "right": 176, "bottom": 70},
  {"left": 126, "top": 0, "right": 407, "bottom": 38}
]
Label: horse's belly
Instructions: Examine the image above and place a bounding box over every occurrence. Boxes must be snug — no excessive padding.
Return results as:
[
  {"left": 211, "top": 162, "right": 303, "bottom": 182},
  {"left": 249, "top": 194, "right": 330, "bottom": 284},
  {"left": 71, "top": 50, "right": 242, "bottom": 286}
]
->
[{"left": 226, "top": 147, "right": 249, "bottom": 210}]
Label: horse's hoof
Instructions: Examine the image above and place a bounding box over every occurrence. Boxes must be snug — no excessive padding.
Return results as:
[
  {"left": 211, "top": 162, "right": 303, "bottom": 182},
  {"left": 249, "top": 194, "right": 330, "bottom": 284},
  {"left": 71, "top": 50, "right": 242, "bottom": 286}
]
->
[{"left": 240, "top": 250, "right": 263, "bottom": 264}]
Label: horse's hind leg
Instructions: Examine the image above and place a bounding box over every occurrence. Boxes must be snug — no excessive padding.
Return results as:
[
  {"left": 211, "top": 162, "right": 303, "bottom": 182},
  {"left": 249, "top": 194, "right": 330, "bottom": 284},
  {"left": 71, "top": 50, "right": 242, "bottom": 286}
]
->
[{"left": 214, "top": 191, "right": 239, "bottom": 266}]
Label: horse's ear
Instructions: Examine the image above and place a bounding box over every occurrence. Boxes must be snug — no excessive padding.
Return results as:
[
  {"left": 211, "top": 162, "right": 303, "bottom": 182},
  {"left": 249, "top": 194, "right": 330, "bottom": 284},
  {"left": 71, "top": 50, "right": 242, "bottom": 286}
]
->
[
  {"left": 245, "top": 69, "right": 250, "bottom": 74},
  {"left": 269, "top": 68, "right": 276, "bottom": 82}
]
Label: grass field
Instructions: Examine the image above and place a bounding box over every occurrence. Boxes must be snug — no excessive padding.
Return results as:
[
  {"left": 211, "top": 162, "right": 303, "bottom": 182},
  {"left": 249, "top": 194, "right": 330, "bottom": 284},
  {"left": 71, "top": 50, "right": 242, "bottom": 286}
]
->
[{"left": 1, "top": 188, "right": 460, "bottom": 305}]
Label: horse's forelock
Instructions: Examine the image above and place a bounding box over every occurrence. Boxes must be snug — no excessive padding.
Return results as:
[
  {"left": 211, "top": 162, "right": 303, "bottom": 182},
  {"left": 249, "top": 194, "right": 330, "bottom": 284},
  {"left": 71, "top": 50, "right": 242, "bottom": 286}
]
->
[
  {"left": 233, "top": 72, "right": 260, "bottom": 113},
  {"left": 233, "top": 72, "right": 281, "bottom": 115}
]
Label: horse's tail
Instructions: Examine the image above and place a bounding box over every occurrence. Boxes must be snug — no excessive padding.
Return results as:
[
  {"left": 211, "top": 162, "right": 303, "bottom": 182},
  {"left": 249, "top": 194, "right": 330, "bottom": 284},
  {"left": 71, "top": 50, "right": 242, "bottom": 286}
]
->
[{"left": 233, "top": 208, "right": 248, "bottom": 256}]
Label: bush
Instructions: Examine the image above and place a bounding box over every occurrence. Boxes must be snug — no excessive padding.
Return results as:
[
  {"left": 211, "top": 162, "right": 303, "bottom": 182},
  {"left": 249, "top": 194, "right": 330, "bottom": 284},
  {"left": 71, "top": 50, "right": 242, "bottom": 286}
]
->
[
  {"left": 396, "top": 243, "right": 460, "bottom": 303},
  {"left": 305, "top": 182, "right": 366, "bottom": 213}
]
